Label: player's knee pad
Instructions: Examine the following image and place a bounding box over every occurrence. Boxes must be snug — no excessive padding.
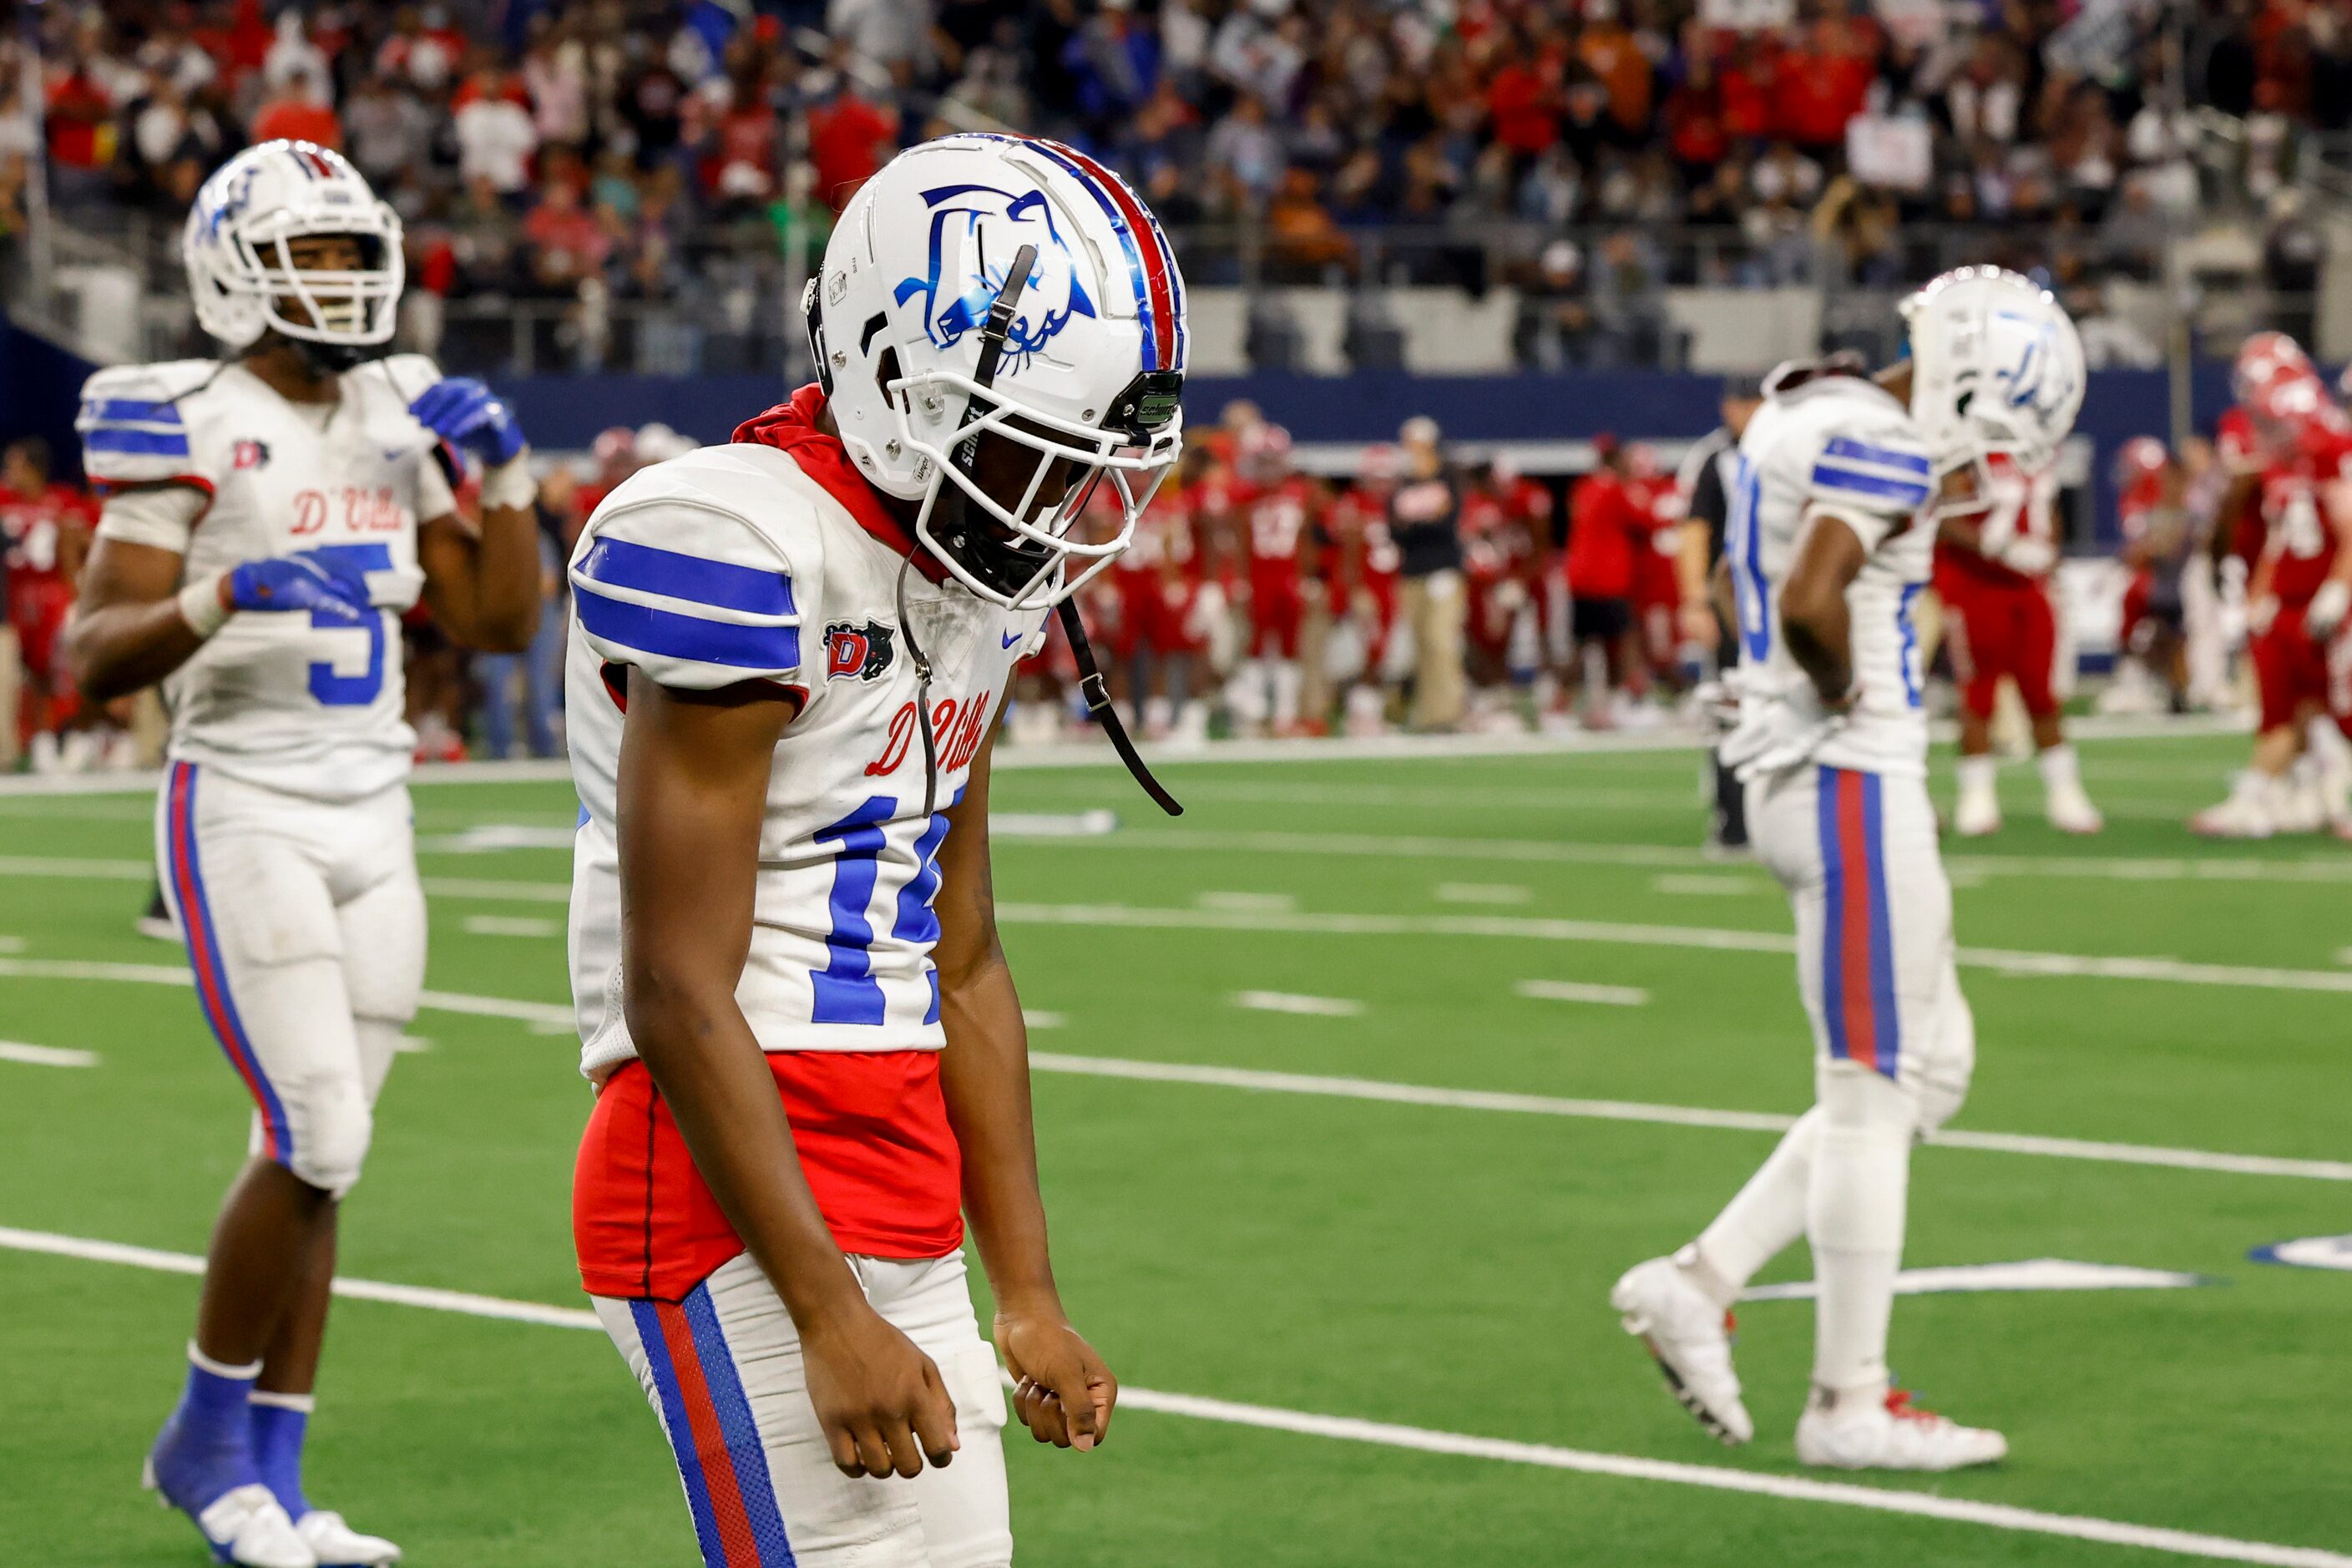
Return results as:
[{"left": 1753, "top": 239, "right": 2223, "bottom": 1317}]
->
[
  {"left": 1909, "top": 974, "right": 1976, "bottom": 1138},
  {"left": 276, "top": 1074, "right": 374, "bottom": 1198}
]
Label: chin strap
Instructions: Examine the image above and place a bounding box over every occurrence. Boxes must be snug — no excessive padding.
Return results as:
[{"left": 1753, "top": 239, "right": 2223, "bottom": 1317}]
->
[{"left": 1056, "top": 598, "right": 1182, "bottom": 817}]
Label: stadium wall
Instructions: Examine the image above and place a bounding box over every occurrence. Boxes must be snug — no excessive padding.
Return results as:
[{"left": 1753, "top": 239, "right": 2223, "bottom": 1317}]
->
[{"left": 0, "top": 311, "right": 2238, "bottom": 543}]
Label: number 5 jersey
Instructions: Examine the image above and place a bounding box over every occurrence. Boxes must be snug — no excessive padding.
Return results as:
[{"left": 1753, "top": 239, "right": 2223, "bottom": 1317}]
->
[{"left": 79, "top": 355, "right": 454, "bottom": 802}]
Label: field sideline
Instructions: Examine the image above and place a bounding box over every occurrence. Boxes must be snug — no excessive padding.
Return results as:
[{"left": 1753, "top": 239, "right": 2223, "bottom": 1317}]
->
[{"left": 3, "top": 727, "right": 2348, "bottom": 1566}]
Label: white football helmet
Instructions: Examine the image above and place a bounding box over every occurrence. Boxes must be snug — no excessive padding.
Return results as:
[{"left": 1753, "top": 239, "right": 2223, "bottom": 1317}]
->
[
  {"left": 1900, "top": 266, "right": 2084, "bottom": 512},
  {"left": 807, "top": 133, "right": 1187, "bottom": 609},
  {"left": 184, "top": 140, "right": 403, "bottom": 363}
]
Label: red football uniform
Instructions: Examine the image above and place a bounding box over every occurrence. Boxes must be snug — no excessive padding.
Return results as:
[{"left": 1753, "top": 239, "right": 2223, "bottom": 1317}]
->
[
  {"left": 1234, "top": 473, "right": 1318, "bottom": 660},
  {"left": 1321, "top": 484, "right": 1399, "bottom": 663},
  {"left": 1933, "top": 455, "right": 2062, "bottom": 721},
  {"left": 2116, "top": 463, "right": 2169, "bottom": 650},
  {"left": 0, "top": 480, "right": 95, "bottom": 690},
  {"left": 2248, "top": 422, "right": 2352, "bottom": 730}
]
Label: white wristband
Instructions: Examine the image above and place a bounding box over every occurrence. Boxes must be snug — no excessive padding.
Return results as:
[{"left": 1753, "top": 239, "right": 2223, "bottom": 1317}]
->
[
  {"left": 177, "top": 572, "right": 230, "bottom": 638},
  {"left": 479, "top": 453, "right": 537, "bottom": 512}
]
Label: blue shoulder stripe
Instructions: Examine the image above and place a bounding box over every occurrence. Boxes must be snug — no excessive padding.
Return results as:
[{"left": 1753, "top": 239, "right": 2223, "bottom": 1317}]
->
[
  {"left": 85, "top": 427, "right": 191, "bottom": 458},
  {"left": 1821, "top": 436, "right": 1930, "bottom": 476},
  {"left": 578, "top": 537, "right": 795, "bottom": 618},
  {"left": 1812, "top": 463, "right": 1930, "bottom": 506},
  {"left": 576, "top": 584, "right": 801, "bottom": 670},
  {"left": 86, "top": 397, "right": 185, "bottom": 427}
]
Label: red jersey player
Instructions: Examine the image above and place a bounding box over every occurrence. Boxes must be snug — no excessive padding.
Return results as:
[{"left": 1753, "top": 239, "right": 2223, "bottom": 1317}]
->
[
  {"left": 1621, "top": 443, "right": 1686, "bottom": 685},
  {"left": 2112, "top": 437, "right": 2192, "bottom": 712},
  {"left": 1935, "top": 450, "right": 2103, "bottom": 835},
  {"left": 2195, "top": 363, "right": 2352, "bottom": 835},
  {"left": 1323, "top": 443, "right": 1404, "bottom": 733},
  {"left": 0, "top": 438, "right": 98, "bottom": 768},
  {"left": 1229, "top": 422, "right": 1320, "bottom": 733},
  {"left": 1459, "top": 458, "right": 1543, "bottom": 693}
]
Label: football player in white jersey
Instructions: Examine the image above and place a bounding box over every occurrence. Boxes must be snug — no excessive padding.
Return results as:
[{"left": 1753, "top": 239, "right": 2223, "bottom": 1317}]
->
[
  {"left": 65, "top": 142, "right": 542, "bottom": 1567},
  {"left": 564, "top": 134, "right": 1184, "bottom": 1566},
  {"left": 1611, "top": 270, "right": 2085, "bottom": 1470}
]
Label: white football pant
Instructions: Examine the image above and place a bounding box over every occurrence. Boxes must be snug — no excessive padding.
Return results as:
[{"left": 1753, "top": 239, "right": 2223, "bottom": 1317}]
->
[
  {"left": 154, "top": 762, "right": 425, "bottom": 1197},
  {"left": 1697, "top": 765, "right": 1976, "bottom": 1395},
  {"left": 595, "top": 1251, "right": 1012, "bottom": 1568}
]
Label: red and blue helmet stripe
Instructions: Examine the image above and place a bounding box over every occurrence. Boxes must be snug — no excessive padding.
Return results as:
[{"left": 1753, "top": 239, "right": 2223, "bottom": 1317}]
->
[{"left": 995, "top": 137, "right": 1186, "bottom": 374}]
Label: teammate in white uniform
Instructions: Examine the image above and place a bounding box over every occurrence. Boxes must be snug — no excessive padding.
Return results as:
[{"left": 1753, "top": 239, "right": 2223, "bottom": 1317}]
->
[
  {"left": 1611, "top": 270, "right": 2085, "bottom": 1470},
  {"left": 66, "top": 142, "right": 542, "bottom": 1568},
  {"left": 565, "top": 134, "right": 1185, "bottom": 1566}
]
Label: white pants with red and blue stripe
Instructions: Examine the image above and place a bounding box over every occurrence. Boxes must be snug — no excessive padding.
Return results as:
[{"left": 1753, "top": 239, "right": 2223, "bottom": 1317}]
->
[
  {"left": 154, "top": 761, "right": 425, "bottom": 1196},
  {"left": 1747, "top": 763, "right": 1975, "bottom": 1132},
  {"left": 594, "top": 1250, "right": 1012, "bottom": 1568}
]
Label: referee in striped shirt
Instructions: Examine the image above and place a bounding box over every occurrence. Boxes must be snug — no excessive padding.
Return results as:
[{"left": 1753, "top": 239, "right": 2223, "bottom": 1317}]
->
[{"left": 1674, "top": 374, "right": 1764, "bottom": 854}]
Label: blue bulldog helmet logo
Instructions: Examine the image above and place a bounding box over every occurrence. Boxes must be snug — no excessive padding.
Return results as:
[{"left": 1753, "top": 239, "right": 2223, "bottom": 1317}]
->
[
  {"left": 1992, "top": 310, "right": 2075, "bottom": 432},
  {"left": 894, "top": 184, "right": 1096, "bottom": 374}
]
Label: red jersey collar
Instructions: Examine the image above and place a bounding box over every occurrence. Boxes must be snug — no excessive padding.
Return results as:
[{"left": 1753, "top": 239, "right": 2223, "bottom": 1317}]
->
[{"left": 731, "top": 385, "right": 947, "bottom": 583}]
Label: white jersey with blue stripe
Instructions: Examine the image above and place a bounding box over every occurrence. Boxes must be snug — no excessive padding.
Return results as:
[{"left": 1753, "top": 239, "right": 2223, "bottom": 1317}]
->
[
  {"left": 564, "top": 443, "right": 1047, "bottom": 1076},
  {"left": 1722, "top": 374, "right": 1935, "bottom": 779},
  {"left": 81, "top": 356, "right": 453, "bottom": 802}
]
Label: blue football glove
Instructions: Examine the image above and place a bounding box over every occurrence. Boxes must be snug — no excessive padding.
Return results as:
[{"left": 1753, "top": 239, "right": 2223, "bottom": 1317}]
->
[
  {"left": 408, "top": 377, "right": 527, "bottom": 467},
  {"left": 226, "top": 557, "right": 371, "bottom": 625}
]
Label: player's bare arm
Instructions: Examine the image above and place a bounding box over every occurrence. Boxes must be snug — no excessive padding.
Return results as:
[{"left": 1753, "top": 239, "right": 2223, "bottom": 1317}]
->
[
  {"left": 68, "top": 528, "right": 210, "bottom": 700},
  {"left": 1778, "top": 508, "right": 1869, "bottom": 706},
  {"left": 933, "top": 726, "right": 1117, "bottom": 1453},
  {"left": 615, "top": 670, "right": 961, "bottom": 1482},
  {"left": 409, "top": 376, "right": 542, "bottom": 651}
]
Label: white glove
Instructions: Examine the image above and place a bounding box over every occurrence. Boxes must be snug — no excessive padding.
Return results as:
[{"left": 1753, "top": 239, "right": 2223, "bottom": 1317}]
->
[
  {"left": 2309, "top": 580, "right": 2350, "bottom": 640},
  {"left": 1998, "top": 535, "right": 2058, "bottom": 577},
  {"left": 2248, "top": 595, "right": 2280, "bottom": 638}
]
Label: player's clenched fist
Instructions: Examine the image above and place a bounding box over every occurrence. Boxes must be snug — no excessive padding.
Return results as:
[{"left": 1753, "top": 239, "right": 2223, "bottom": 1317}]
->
[
  {"left": 996, "top": 1309, "right": 1117, "bottom": 1452},
  {"left": 408, "top": 376, "right": 528, "bottom": 466},
  {"left": 801, "top": 1305, "right": 961, "bottom": 1480},
  {"left": 221, "top": 555, "right": 371, "bottom": 624}
]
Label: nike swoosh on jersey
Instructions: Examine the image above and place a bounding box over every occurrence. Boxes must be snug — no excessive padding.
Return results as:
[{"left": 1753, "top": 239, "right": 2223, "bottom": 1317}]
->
[{"left": 1002, "top": 629, "right": 1024, "bottom": 649}]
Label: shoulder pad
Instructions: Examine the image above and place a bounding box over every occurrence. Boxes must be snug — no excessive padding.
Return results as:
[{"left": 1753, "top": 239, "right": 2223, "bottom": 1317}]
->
[
  {"left": 77, "top": 360, "right": 222, "bottom": 490},
  {"left": 1803, "top": 415, "right": 1935, "bottom": 517},
  {"left": 571, "top": 452, "right": 819, "bottom": 692},
  {"left": 357, "top": 354, "right": 444, "bottom": 405}
]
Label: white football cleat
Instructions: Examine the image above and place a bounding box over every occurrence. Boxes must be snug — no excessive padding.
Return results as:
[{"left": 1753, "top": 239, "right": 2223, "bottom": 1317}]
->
[
  {"left": 2189, "top": 773, "right": 2276, "bottom": 839},
  {"left": 1795, "top": 1389, "right": 2007, "bottom": 1472},
  {"left": 1953, "top": 783, "right": 2001, "bottom": 837},
  {"left": 2044, "top": 782, "right": 2104, "bottom": 835},
  {"left": 144, "top": 1464, "right": 316, "bottom": 1568},
  {"left": 1611, "top": 1256, "right": 1753, "bottom": 1444},
  {"left": 297, "top": 1510, "right": 402, "bottom": 1567}
]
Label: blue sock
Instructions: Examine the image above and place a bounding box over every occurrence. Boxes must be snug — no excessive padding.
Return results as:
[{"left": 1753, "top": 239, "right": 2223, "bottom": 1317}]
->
[
  {"left": 250, "top": 1393, "right": 313, "bottom": 1519},
  {"left": 174, "top": 1344, "right": 259, "bottom": 1450}
]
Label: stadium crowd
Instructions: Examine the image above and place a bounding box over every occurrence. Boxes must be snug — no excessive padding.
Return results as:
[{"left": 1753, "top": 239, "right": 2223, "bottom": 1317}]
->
[{"left": 3, "top": 0, "right": 2340, "bottom": 371}]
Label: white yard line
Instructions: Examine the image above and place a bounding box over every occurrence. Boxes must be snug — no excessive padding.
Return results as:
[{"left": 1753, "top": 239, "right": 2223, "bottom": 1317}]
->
[
  {"left": 460, "top": 914, "right": 564, "bottom": 939},
  {"left": 421, "top": 876, "right": 573, "bottom": 903},
  {"left": 1197, "top": 891, "right": 1300, "bottom": 913},
  {"left": 1025, "top": 1054, "right": 2352, "bottom": 1182},
  {"left": 0, "top": 1221, "right": 2340, "bottom": 1567},
  {"left": 1435, "top": 883, "right": 1533, "bottom": 904},
  {"left": 3, "top": 955, "right": 2343, "bottom": 1179},
  {"left": 995, "top": 902, "right": 2352, "bottom": 998},
  {"left": 1232, "top": 990, "right": 1364, "bottom": 1018},
  {"left": 1515, "top": 979, "right": 1651, "bottom": 1007},
  {"left": 1015, "top": 828, "right": 2352, "bottom": 887},
  {"left": 0, "top": 1040, "right": 98, "bottom": 1067}
]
